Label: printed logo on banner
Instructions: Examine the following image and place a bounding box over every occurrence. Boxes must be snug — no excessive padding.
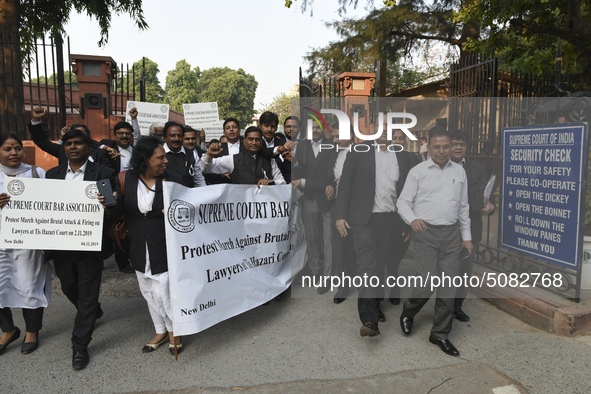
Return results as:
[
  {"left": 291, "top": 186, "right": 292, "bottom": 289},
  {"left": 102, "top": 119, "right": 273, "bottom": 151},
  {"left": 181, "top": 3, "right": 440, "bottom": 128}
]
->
[
  {"left": 211, "top": 103, "right": 217, "bottom": 109},
  {"left": 184, "top": 104, "right": 190, "bottom": 111},
  {"left": 168, "top": 199, "right": 195, "bottom": 233},
  {"left": 85, "top": 184, "right": 98, "bottom": 199},
  {"left": 7, "top": 180, "right": 25, "bottom": 195},
  {"left": 160, "top": 105, "right": 168, "bottom": 113},
  {"left": 128, "top": 101, "right": 135, "bottom": 109}
]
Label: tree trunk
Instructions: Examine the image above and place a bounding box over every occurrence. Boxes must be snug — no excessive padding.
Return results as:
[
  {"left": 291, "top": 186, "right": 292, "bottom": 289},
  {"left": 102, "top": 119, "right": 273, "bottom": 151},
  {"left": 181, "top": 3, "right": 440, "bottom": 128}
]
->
[{"left": 0, "top": 0, "right": 26, "bottom": 138}]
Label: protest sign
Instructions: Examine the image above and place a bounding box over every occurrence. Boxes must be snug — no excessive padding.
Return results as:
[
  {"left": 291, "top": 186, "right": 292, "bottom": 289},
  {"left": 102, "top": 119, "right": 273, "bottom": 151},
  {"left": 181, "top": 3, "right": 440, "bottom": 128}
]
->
[
  {"left": 183, "top": 102, "right": 220, "bottom": 126},
  {"left": 126, "top": 101, "right": 170, "bottom": 136},
  {"left": 163, "top": 183, "right": 304, "bottom": 336},
  {"left": 183, "top": 103, "right": 224, "bottom": 141},
  {"left": 0, "top": 178, "right": 104, "bottom": 251}
]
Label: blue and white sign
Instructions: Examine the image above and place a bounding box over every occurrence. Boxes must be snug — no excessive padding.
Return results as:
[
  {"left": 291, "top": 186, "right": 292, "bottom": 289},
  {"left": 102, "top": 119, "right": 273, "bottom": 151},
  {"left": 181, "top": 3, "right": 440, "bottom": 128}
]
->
[{"left": 501, "top": 124, "right": 588, "bottom": 269}]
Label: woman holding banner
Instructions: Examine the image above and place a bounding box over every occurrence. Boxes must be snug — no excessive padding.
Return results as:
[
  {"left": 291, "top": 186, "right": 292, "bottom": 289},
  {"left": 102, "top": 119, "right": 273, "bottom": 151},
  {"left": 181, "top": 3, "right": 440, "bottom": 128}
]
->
[
  {"left": 106, "top": 136, "right": 184, "bottom": 356},
  {"left": 0, "top": 133, "right": 51, "bottom": 355}
]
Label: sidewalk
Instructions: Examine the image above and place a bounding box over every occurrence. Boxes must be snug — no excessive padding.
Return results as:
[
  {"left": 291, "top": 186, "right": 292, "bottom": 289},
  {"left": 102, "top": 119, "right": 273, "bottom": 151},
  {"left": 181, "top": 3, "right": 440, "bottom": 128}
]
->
[{"left": 3, "top": 256, "right": 591, "bottom": 393}]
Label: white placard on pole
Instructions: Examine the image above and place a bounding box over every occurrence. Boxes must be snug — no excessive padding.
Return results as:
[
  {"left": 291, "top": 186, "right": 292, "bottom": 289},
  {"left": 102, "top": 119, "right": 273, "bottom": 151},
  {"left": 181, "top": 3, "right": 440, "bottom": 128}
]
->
[{"left": 126, "top": 101, "right": 170, "bottom": 136}]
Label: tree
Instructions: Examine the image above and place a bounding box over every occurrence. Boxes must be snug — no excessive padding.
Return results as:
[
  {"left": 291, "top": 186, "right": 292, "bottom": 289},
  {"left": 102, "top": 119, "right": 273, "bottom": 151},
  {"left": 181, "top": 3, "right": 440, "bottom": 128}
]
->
[
  {"left": 289, "top": 0, "right": 591, "bottom": 88},
  {"left": 305, "top": 41, "right": 452, "bottom": 95},
  {"left": 290, "top": 0, "right": 475, "bottom": 66},
  {"left": 260, "top": 85, "right": 299, "bottom": 124},
  {"left": 457, "top": 0, "right": 591, "bottom": 86},
  {"left": 31, "top": 71, "right": 78, "bottom": 88},
  {"left": 0, "top": 0, "right": 147, "bottom": 136},
  {"left": 198, "top": 67, "right": 258, "bottom": 127},
  {"left": 116, "top": 57, "right": 164, "bottom": 103},
  {"left": 164, "top": 59, "right": 200, "bottom": 112}
]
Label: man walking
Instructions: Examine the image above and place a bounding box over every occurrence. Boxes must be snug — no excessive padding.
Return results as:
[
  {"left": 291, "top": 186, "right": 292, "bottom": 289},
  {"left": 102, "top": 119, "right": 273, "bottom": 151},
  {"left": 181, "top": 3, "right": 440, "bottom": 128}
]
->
[
  {"left": 46, "top": 129, "right": 115, "bottom": 370},
  {"left": 397, "top": 127, "right": 472, "bottom": 357}
]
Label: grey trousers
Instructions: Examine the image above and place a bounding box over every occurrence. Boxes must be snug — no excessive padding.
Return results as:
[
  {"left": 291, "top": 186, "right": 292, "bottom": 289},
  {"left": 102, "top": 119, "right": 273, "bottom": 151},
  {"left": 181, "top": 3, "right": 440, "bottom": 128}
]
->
[
  {"left": 403, "top": 223, "right": 462, "bottom": 340},
  {"left": 455, "top": 244, "right": 477, "bottom": 308},
  {"left": 302, "top": 198, "right": 332, "bottom": 277}
]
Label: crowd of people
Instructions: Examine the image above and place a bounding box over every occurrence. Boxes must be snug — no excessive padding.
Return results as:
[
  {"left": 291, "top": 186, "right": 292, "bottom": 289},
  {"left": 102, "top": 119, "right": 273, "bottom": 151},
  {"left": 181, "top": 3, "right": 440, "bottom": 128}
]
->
[{"left": 0, "top": 105, "right": 494, "bottom": 370}]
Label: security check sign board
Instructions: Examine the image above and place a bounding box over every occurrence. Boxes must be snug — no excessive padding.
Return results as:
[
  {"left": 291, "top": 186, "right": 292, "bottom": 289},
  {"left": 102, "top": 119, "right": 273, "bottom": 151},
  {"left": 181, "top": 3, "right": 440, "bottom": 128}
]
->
[
  {"left": 0, "top": 178, "right": 103, "bottom": 251},
  {"left": 125, "top": 101, "right": 170, "bottom": 136},
  {"left": 501, "top": 124, "right": 588, "bottom": 269},
  {"left": 163, "top": 183, "right": 297, "bottom": 336}
]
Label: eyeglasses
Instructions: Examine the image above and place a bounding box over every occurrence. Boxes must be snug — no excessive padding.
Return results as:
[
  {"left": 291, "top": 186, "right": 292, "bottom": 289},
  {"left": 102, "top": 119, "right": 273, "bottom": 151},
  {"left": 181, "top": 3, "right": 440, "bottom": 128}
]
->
[
  {"left": 116, "top": 132, "right": 132, "bottom": 137},
  {"left": 451, "top": 142, "right": 467, "bottom": 148},
  {"left": 284, "top": 125, "right": 300, "bottom": 129}
]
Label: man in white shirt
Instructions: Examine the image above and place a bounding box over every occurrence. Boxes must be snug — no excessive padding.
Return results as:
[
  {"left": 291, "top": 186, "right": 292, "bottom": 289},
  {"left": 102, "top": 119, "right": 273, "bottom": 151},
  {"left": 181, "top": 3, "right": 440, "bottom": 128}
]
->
[
  {"left": 45, "top": 129, "right": 115, "bottom": 370},
  {"left": 397, "top": 127, "right": 473, "bottom": 357},
  {"left": 335, "top": 129, "right": 416, "bottom": 336},
  {"left": 201, "top": 126, "right": 285, "bottom": 186}
]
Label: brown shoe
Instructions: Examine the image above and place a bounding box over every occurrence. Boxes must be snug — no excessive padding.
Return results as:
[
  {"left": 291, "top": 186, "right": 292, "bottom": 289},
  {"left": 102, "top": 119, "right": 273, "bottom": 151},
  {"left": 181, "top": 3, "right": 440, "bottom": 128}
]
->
[
  {"left": 377, "top": 306, "right": 386, "bottom": 322},
  {"left": 360, "top": 322, "right": 380, "bottom": 337}
]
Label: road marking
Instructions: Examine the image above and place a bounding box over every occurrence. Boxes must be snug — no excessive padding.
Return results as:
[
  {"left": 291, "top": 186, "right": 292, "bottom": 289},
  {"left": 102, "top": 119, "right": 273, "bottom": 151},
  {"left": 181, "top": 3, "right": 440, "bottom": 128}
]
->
[{"left": 492, "top": 385, "right": 521, "bottom": 394}]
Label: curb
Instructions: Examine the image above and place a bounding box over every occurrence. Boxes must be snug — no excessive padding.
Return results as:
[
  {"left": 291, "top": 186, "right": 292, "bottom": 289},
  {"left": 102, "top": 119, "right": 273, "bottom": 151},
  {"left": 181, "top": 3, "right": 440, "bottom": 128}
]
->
[{"left": 471, "top": 265, "right": 591, "bottom": 336}]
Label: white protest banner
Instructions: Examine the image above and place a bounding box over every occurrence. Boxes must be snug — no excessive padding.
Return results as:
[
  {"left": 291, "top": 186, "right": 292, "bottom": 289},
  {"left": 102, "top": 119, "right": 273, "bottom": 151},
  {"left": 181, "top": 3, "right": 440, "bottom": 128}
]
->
[
  {"left": 163, "top": 183, "right": 304, "bottom": 336},
  {"left": 0, "top": 178, "right": 103, "bottom": 251},
  {"left": 183, "top": 102, "right": 219, "bottom": 127},
  {"left": 126, "top": 101, "right": 169, "bottom": 136}
]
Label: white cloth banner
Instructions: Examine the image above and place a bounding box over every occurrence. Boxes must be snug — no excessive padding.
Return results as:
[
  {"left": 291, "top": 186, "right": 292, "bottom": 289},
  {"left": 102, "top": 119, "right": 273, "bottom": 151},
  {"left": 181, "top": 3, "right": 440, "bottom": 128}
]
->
[
  {"left": 163, "top": 183, "right": 305, "bottom": 336},
  {"left": 126, "top": 101, "right": 170, "bottom": 136}
]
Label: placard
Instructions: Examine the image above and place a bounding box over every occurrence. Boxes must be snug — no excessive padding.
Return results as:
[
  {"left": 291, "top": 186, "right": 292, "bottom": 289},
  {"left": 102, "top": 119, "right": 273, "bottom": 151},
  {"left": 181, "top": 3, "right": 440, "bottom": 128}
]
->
[
  {"left": 183, "top": 102, "right": 220, "bottom": 127},
  {"left": 126, "top": 101, "right": 170, "bottom": 136},
  {"left": 1, "top": 178, "right": 104, "bottom": 251}
]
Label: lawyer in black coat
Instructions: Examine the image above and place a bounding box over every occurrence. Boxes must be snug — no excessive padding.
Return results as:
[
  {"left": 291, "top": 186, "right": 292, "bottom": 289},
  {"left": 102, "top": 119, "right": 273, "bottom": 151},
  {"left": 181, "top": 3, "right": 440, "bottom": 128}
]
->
[
  {"left": 45, "top": 129, "right": 115, "bottom": 369},
  {"left": 334, "top": 131, "right": 419, "bottom": 332},
  {"left": 107, "top": 136, "right": 184, "bottom": 353}
]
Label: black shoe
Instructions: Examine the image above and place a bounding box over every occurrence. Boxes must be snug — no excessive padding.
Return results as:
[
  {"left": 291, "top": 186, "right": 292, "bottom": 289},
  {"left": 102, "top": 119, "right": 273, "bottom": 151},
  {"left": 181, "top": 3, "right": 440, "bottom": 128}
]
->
[
  {"left": 429, "top": 336, "right": 460, "bottom": 357},
  {"left": 119, "top": 264, "right": 135, "bottom": 273},
  {"left": 96, "top": 306, "right": 104, "bottom": 321},
  {"left": 389, "top": 297, "right": 400, "bottom": 305},
  {"left": 360, "top": 322, "right": 380, "bottom": 337},
  {"left": 0, "top": 327, "right": 21, "bottom": 355},
  {"left": 333, "top": 288, "right": 348, "bottom": 304},
  {"left": 377, "top": 306, "right": 386, "bottom": 322},
  {"left": 454, "top": 307, "right": 470, "bottom": 322},
  {"left": 400, "top": 313, "right": 413, "bottom": 335},
  {"left": 317, "top": 285, "right": 329, "bottom": 295},
  {"left": 72, "top": 348, "right": 90, "bottom": 370},
  {"left": 21, "top": 332, "right": 39, "bottom": 354},
  {"left": 169, "top": 342, "right": 183, "bottom": 356}
]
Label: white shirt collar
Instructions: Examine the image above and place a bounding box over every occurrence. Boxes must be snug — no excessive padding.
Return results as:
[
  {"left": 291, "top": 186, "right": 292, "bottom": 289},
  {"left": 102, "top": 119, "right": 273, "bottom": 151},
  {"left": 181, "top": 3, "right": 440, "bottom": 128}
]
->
[
  {"left": 164, "top": 144, "right": 186, "bottom": 155},
  {"left": 427, "top": 157, "right": 452, "bottom": 169},
  {"left": 67, "top": 160, "right": 88, "bottom": 174}
]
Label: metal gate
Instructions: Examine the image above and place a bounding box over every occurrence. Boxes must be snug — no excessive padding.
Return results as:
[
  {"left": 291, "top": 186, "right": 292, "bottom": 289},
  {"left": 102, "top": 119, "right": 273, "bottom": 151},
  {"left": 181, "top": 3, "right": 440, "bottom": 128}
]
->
[{"left": 448, "top": 54, "right": 586, "bottom": 301}]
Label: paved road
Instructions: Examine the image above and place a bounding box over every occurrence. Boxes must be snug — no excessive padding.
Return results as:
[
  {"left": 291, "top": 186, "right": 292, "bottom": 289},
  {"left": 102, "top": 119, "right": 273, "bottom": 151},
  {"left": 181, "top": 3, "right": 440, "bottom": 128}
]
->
[{"left": 2, "top": 257, "right": 591, "bottom": 394}]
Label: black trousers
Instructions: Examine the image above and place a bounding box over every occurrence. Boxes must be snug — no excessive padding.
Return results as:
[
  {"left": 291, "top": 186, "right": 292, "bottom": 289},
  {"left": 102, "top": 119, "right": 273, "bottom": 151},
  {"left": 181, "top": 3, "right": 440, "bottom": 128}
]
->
[
  {"left": 351, "top": 212, "right": 403, "bottom": 326},
  {"left": 113, "top": 238, "right": 130, "bottom": 269},
  {"left": 330, "top": 202, "right": 355, "bottom": 288},
  {"left": 53, "top": 251, "right": 103, "bottom": 350},
  {"left": 0, "top": 307, "right": 44, "bottom": 333}
]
